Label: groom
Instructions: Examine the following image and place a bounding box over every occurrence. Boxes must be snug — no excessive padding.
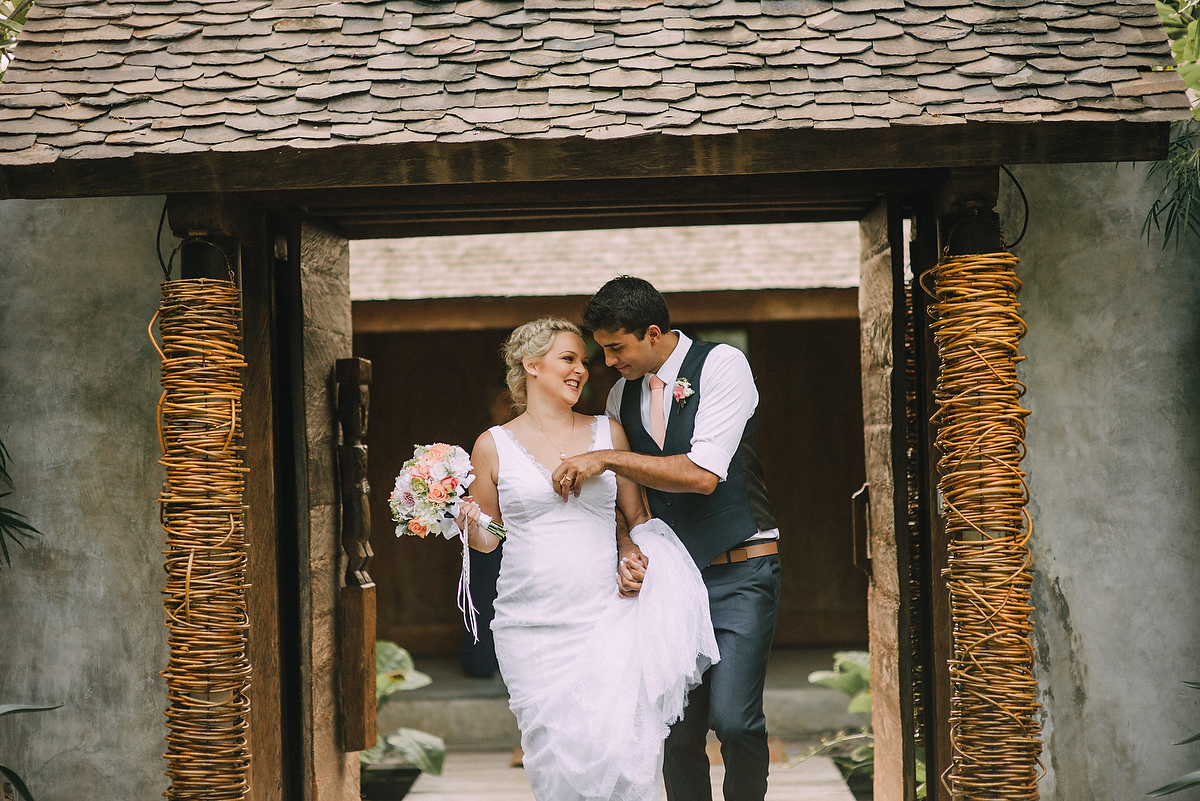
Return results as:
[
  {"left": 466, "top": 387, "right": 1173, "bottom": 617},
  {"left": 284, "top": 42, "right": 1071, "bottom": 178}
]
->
[{"left": 552, "top": 276, "right": 781, "bottom": 801}]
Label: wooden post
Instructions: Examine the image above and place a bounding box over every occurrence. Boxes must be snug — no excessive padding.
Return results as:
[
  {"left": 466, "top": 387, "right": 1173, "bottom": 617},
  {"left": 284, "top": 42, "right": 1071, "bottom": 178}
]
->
[
  {"left": 336, "top": 357, "right": 377, "bottom": 753},
  {"left": 859, "top": 196, "right": 917, "bottom": 801}
]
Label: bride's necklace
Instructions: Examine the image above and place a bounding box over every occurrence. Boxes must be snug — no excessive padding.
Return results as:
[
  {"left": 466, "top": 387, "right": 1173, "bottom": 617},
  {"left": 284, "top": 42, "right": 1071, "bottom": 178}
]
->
[{"left": 526, "top": 411, "right": 575, "bottom": 460}]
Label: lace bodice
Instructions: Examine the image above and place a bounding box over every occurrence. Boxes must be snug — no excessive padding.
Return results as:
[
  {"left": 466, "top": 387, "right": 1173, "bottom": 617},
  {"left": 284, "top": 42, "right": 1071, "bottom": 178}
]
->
[
  {"left": 490, "top": 415, "right": 619, "bottom": 630},
  {"left": 491, "top": 415, "right": 617, "bottom": 532}
]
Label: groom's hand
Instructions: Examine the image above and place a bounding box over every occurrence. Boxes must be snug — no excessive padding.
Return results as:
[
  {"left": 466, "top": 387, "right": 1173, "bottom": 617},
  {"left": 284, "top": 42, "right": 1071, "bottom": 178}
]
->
[
  {"left": 618, "top": 545, "right": 648, "bottom": 598},
  {"left": 551, "top": 450, "right": 610, "bottom": 501}
]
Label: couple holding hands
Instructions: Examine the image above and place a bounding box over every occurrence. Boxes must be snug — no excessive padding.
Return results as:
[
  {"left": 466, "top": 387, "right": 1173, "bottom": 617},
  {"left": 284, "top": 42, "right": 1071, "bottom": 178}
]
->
[{"left": 455, "top": 276, "right": 781, "bottom": 801}]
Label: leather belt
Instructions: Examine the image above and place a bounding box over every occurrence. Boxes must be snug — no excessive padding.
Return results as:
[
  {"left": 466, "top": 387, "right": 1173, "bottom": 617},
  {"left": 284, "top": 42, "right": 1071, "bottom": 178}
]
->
[{"left": 709, "top": 541, "right": 778, "bottom": 567}]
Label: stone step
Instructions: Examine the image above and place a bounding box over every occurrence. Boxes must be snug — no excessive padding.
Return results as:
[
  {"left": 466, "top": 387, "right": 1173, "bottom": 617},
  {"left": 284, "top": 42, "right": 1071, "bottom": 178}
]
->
[{"left": 379, "top": 647, "right": 870, "bottom": 750}]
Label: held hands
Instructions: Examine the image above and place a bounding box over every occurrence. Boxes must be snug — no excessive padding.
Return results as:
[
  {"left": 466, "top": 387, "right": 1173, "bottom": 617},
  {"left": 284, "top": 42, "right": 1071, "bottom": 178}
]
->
[
  {"left": 551, "top": 451, "right": 609, "bottom": 501},
  {"left": 617, "top": 544, "right": 648, "bottom": 598}
]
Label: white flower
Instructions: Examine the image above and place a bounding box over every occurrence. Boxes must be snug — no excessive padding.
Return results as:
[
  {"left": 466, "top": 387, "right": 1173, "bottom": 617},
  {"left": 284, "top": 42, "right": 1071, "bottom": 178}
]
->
[
  {"left": 449, "top": 449, "right": 472, "bottom": 478},
  {"left": 430, "top": 461, "right": 450, "bottom": 482}
]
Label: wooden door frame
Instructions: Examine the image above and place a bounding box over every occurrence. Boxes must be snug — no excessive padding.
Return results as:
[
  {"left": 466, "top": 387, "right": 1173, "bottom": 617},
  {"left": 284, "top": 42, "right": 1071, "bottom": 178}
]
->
[{"left": 168, "top": 165, "right": 989, "bottom": 801}]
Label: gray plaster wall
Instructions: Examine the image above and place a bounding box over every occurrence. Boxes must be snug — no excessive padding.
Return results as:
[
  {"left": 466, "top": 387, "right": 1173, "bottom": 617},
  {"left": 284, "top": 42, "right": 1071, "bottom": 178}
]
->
[
  {"left": 0, "top": 197, "right": 172, "bottom": 798},
  {"left": 1000, "top": 163, "right": 1200, "bottom": 799}
]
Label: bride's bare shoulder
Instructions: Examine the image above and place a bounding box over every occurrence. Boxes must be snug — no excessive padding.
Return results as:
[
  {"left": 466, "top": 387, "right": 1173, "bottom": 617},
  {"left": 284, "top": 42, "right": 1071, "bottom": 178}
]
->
[
  {"left": 472, "top": 429, "right": 499, "bottom": 460},
  {"left": 606, "top": 416, "right": 631, "bottom": 451}
]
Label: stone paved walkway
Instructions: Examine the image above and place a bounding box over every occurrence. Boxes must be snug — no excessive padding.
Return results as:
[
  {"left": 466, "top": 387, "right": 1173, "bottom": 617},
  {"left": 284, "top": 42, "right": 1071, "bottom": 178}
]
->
[{"left": 407, "top": 751, "right": 854, "bottom": 801}]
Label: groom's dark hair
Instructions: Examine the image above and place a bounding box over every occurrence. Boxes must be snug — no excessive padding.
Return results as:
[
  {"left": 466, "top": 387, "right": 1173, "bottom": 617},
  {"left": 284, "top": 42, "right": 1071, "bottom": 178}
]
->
[{"left": 581, "top": 276, "right": 671, "bottom": 339}]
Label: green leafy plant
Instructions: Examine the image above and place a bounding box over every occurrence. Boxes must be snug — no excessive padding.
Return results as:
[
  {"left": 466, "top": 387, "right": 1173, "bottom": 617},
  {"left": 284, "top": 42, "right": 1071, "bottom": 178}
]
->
[
  {"left": 1147, "top": 680, "right": 1200, "bottom": 796},
  {"left": 1, "top": 703, "right": 62, "bottom": 801},
  {"left": 0, "top": 0, "right": 33, "bottom": 80},
  {"left": 791, "top": 650, "right": 927, "bottom": 799},
  {"left": 1145, "top": 2, "right": 1200, "bottom": 249},
  {"left": 360, "top": 641, "right": 446, "bottom": 776},
  {"left": 1158, "top": 0, "right": 1200, "bottom": 106},
  {"left": 0, "top": 439, "right": 40, "bottom": 570}
]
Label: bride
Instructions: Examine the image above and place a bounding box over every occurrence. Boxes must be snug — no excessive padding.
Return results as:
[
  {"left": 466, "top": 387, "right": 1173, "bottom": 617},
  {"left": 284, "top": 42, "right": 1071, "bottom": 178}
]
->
[{"left": 456, "top": 318, "right": 719, "bottom": 800}]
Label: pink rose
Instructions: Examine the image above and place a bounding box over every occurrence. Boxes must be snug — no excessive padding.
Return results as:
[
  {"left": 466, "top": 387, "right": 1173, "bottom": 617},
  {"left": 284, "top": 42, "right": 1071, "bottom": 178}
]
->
[
  {"left": 427, "top": 484, "right": 449, "bottom": 504},
  {"left": 673, "top": 385, "right": 688, "bottom": 402},
  {"left": 442, "top": 477, "right": 458, "bottom": 490}
]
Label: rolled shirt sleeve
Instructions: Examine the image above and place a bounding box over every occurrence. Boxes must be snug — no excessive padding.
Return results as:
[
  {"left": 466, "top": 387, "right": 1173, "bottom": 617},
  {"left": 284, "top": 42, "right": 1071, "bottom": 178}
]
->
[{"left": 685, "top": 345, "right": 759, "bottom": 482}]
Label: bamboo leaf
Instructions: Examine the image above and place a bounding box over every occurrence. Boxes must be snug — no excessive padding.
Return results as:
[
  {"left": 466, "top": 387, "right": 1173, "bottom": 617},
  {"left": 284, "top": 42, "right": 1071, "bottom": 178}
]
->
[
  {"left": 0, "top": 763, "right": 36, "bottom": 801},
  {"left": 0, "top": 704, "right": 61, "bottom": 717},
  {"left": 1148, "top": 769, "right": 1200, "bottom": 796}
]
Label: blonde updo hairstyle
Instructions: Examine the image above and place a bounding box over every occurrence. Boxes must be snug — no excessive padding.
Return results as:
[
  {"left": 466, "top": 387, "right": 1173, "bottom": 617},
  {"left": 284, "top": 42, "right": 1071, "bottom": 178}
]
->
[{"left": 502, "top": 318, "right": 583, "bottom": 413}]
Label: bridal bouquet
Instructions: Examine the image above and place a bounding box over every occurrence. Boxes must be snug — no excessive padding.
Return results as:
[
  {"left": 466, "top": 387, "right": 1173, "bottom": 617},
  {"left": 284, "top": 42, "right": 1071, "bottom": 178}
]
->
[
  {"left": 389, "top": 442, "right": 506, "bottom": 642},
  {"left": 389, "top": 442, "right": 506, "bottom": 540}
]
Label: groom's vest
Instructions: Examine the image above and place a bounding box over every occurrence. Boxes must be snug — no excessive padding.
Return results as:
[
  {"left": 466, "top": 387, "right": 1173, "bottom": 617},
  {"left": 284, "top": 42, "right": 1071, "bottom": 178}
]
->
[{"left": 621, "top": 340, "right": 777, "bottom": 569}]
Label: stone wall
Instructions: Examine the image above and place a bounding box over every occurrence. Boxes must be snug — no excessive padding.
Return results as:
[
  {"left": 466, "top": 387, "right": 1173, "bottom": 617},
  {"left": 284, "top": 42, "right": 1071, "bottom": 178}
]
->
[
  {"left": 1001, "top": 163, "right": 1200, "bottom": 799},
  {"left": 0, "top": 196, "right": 171, "bottom": 798}
]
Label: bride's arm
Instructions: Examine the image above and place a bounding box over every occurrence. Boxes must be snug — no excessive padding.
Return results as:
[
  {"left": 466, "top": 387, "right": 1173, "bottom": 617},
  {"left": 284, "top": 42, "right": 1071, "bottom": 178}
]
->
[
  {"left": 611, "top": 420, "right": 650, "bottom": 597},
  {"left": 460, "top": 430, "right": 504, "bottom": 553}
]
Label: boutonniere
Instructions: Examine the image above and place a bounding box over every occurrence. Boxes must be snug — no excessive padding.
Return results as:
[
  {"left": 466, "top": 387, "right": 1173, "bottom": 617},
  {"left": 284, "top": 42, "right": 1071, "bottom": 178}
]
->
[{"left": 672, "top": 377, "right": 695, "bottom": 414}]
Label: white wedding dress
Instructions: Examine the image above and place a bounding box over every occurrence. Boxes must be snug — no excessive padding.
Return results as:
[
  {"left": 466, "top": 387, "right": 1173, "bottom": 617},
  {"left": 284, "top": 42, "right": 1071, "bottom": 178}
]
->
[{"left": 489, "top": 416, "right": 719, "bottom": 801}]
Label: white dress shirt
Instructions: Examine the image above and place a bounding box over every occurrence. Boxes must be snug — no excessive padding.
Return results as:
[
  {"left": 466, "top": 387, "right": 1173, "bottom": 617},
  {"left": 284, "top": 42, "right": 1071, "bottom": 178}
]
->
[{"left": 605, "top": 331, "right": 779, "bottom": 540}]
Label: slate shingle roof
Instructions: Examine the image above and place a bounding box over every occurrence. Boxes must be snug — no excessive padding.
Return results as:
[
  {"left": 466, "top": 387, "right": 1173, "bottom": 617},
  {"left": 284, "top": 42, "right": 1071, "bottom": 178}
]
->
[
  {"left": 0, "top": 0, "right": 1190, "bottom": 166},
  {"left": 349, "top": 220, "right": 860, "bottom": 300}
]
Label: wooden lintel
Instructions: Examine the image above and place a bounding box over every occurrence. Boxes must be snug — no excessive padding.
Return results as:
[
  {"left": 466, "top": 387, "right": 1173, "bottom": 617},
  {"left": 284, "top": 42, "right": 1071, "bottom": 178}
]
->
[
  {"left": 332, "top": 208, "right": 870, "bottom": 239},
  {"left": 0, "top": 121, "right": 1169, "bottom": 200},
  {"left": 353, "top": 288, "right": 858, "bottom": 334}
]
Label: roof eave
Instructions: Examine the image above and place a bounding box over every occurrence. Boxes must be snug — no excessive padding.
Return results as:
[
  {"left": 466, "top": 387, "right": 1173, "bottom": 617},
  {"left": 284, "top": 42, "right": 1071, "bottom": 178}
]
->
[{"left": 0, "top": 118, "right": 1172, "bottom": 201}]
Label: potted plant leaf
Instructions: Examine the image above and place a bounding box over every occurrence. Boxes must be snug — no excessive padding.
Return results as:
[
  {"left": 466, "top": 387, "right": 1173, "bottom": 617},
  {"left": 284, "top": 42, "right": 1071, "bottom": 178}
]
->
[{"left": 359, "top": 641, "right": 446, "bottom": 801}]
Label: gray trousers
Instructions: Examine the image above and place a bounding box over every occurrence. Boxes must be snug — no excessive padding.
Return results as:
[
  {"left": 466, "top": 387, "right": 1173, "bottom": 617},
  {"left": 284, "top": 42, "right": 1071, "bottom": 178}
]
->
[{"left": 663, "top": 554, "right": 782, "bottom": 801}]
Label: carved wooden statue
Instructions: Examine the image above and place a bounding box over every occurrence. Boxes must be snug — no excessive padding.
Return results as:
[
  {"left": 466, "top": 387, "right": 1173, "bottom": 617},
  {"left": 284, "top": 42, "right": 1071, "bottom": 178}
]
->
[
  {"left": 337, "top": 357, "right": 373, "bottom": 588},
  {"left": 336, "top": 357, "right": 377, "bottom": 752}
]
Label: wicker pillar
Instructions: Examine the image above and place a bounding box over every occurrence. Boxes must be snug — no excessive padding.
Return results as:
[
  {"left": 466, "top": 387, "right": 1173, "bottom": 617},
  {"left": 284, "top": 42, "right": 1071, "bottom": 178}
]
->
[
  {"left": 923, "top": 251, "right": 1042, "bottom": 800},
  {"left": 154, "top": 261, "right": 252, "bottom": 800}
]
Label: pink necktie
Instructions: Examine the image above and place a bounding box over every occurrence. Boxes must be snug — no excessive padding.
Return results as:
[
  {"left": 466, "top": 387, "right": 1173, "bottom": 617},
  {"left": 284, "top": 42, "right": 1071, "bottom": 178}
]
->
[{"left": 649, "top": 375, "right": 667, "bottom": 449}]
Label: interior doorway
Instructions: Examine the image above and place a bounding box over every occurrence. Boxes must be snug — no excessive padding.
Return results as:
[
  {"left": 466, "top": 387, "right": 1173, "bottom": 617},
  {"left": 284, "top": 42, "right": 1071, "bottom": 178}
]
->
[{"left": 349, "top": 220, "right": 870, "bottom": 663}]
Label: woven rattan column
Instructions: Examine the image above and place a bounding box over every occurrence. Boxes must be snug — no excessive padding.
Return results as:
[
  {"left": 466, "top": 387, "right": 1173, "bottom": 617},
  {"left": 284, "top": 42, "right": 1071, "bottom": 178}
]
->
[
  {"left": 154, "top": 258, "right": 252, "bottom": 800},
  {"left": 922, "top": 251, "right": 1042, "bottom": 800}
]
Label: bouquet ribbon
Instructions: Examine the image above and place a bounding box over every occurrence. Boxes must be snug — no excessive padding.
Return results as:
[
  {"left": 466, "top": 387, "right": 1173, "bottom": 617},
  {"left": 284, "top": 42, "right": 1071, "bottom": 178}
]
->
[{"left": 449, "top": 510, "right": 504, "bottom": 645}]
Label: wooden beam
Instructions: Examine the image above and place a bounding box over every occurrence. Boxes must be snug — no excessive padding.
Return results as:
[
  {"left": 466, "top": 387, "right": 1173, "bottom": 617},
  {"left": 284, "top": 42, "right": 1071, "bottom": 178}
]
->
[
  {"left": 0, "top": 121, "right": 1169, "bottom": 200},
  {"left": 352, "top": 288, "right": 858, "bottom": 333},
  {"left": 287, "top": 169, "right": 919, "bottom": 236},
  {"left": 251, "top": 169, "right": 923, "bottom": 210},
  {"left": 332, "top": 208, "right": 871, "bottom": 238}
]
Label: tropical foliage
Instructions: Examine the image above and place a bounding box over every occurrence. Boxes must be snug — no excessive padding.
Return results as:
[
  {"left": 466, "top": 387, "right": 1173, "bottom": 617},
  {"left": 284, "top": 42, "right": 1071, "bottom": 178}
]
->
[
  {"left": 1, "top": 703, "right": 61, "bottom": 801},
  {"left": 793, "top": 651, "right": 928, "bottom": 799},
  {"left": 1145, "top": 1, "right": 1200, "bottom": 248},
  {"left": 0, "top": 0, "right": 32, "bottom": 79},
  {"left": 360, "top": 641, "right": 446, "bottom": 776},
  {"left": 0, "top": 439, "right": 39, "bottom": 571},
  {"left": 1147, "top": 681, "right": 1200, "bottom": 796}
]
